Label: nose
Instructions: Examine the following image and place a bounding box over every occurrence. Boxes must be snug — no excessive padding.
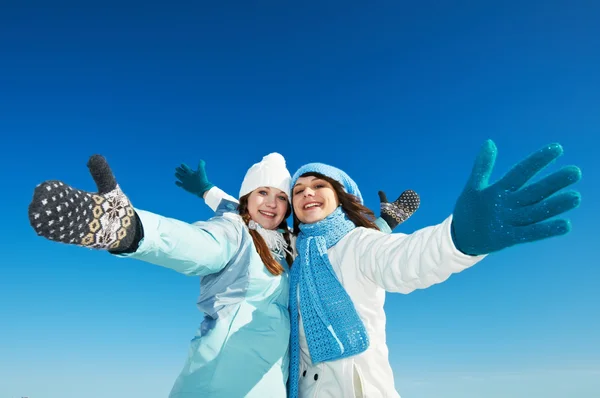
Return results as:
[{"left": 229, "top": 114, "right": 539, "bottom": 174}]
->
[
  {"left": 265, "top": 196, "right": 277, "bottom": 208},
  {"left": 303, "top": 187, "right": 315, "bottom": 197}
]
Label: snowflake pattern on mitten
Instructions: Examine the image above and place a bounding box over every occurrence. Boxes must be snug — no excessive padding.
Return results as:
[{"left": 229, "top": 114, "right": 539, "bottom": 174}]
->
[
  {"left": 380, "top": 189, "right": 421, "bottom": 227},
  {"left": 29, "top": 180, "right": 136, "bottom": 250}
]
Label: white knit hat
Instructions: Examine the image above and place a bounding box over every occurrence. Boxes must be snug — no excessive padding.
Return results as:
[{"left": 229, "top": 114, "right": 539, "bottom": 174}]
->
[{"left": 239, "top": 153, "right": 291, "bottom": 201}]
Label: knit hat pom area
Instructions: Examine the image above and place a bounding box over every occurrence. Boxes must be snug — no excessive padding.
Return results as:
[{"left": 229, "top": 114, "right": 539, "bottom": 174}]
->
[
  {"left": 239, "top": 152, "right": 292, "bottom": 200},
  {"left": 28, "top": 155, "right": 137, "bottom": 251}
]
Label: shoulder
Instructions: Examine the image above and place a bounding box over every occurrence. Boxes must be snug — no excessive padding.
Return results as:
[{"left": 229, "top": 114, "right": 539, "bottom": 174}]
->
[
  {"left": 191, "top": 212, "right": 247, "bottom": 247},
  {"left": 340, "top": 226, "right": 385, "bottom": 242},
  {"left": 333, "top": 226, "right": 406, "bottom": 252}
]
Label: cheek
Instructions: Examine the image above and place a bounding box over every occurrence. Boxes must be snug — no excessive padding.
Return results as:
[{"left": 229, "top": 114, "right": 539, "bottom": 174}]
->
[
  {"left": 247, "top": 197, "right": 260, "bottom": 216},
  {"left": 328, "top": 192, "right": 339, "bottom": 207},
  {"left": 292, "top": 199, "right": 302, "bottom": 213}
]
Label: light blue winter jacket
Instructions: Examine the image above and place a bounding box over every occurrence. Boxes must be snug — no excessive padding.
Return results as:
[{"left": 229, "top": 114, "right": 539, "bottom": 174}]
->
[{"left": 116, "top": 200, "right": 290, "bottom": 398}]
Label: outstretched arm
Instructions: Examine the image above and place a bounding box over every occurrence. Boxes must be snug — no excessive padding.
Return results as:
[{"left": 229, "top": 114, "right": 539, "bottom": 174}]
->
[
  {"left": 29, "top": 155, "right": 241, "bottom": 277},
  {"left": 353, "top": 140, "right": 581, "bottom": 292},
  {"left": 351, "top": 216, "right": 485, "bottom": 293}
]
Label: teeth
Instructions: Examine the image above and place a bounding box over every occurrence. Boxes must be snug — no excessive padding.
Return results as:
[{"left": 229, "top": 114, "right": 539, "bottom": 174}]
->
[
  {"left": 304, "top": 203, "right": 321, "bottom": 209},
  {"left": 259, "top": 211, "right": 275, "bottom": 217}
]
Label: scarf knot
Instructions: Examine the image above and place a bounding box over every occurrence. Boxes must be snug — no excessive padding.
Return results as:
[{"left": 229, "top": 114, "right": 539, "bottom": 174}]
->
[{"left": 288, "top": 207, "right": 369, "bottom": 398}]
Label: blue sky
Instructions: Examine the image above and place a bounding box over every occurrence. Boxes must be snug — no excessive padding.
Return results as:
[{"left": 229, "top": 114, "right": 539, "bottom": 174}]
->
[{"left": 1, "top": 1, "right": 599, "bottom": 397}]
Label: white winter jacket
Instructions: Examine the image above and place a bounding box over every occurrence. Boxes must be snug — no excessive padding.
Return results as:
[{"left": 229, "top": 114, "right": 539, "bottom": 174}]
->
[{"left": 295, "top": 216, "right": 485, "bottom": 397}]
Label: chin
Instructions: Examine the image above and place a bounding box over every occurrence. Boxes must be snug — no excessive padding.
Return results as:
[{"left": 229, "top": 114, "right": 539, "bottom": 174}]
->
[
  {"left": 262, "top": 219, "right": 282, "bottom": 230},
  {"left": 300, "top": 214, "right": 323, "bottom": 224}
]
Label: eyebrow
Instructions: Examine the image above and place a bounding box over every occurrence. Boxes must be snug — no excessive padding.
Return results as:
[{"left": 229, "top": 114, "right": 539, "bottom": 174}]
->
[{"left": 293, "top": 177, "right": 321, "bottom": 188}]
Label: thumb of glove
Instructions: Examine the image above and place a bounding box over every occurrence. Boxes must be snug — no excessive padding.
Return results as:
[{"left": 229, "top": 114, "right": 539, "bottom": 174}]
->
[
  {"left": 87, "top": 155, "right": 118, "bottom": 194},
  {"left": 378, "top": 190, "right": 389, "bottom": 203}
]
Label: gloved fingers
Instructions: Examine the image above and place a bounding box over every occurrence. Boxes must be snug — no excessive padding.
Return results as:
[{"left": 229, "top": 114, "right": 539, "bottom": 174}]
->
[
  {"left": 28, "top": 180, "right": 72, "bottom": 226},
  {"left": 495, "top": 143, "right": 563, "bottom": 192},
  {"left": 511, "top": 218, "right": 571, "bottom": 245},
  {"left": 393, "top": 190, "right": 420, "bottom": 214},
  {"left": 510, "top": 165, "right": 582, "bottom": 207},
  {"left": 28, "top": 179, "right": 93, "bottom": 243},
  {"left": 197, "top": 159, "right": 206, "bottom": 171},
  {"left": 175, "top": 171, "right": 187, "bottom": 182},
  {"left": 87, "top": 155, "right": 117, "bottom": 194},
  {"left": 180, "top": 163, "right": 194, "bottom": 173},
  {"left": 465, "top": 139, "right": 497, "bottom": 191},
  {"left": 175, "top": 165, "right": 187, "bottom": 175},
  {"left": 378, "top": 190, "right": 388, "bottom": 203},
  {"left": 175, "top": 180, "right": 183, "bottom": 187},
  {"left": 507, "top": 190, "right": 581, "bottom": 226}
]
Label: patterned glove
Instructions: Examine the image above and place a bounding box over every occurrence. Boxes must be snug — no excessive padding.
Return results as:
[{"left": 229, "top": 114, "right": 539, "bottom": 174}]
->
[
  {"left": 28, "top": 155, "right": 138, "bottom": 251},
  {"left": 378, "top": 189, "right": 421, "bottom": 230},
  {"left": 451, "top": 140, "right": 582, "bottom": 256},
  {"left": 175, "top": 160, "right": 215, "bottom": 197}
]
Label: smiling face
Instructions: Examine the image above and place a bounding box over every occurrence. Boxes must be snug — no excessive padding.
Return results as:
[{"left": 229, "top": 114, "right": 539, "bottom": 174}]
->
[
  {"left": 247, "top": 186, "right": 289, "bottom": 230},
  {"left": 292, "top": 175, "right": 340, "bottom": 224}
]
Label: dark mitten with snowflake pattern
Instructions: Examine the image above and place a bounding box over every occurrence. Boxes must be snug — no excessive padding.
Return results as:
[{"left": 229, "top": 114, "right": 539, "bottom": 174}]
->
[
  {"left": 378, "top": 189, "right": 421, "bottom": 230},
  {"left": 28, "top": 155, "right": 139, "bottom": 252}
]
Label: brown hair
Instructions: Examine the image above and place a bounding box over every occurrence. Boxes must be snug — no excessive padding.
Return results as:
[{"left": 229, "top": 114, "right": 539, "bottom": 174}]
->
[
  {"left": 238, "top": 194, "right": 293, "bottom": 276},
  {"left": 292, "top": 172, "right": 380, "bottom": 233}
]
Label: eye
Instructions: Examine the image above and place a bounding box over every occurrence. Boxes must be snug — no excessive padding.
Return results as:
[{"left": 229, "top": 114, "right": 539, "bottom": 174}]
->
[
  {"left": 258, "top": 190, "right": 268, "bottom": 196},
  {"left": 294, "top": 188, "right": 304, "bottom": 195},
  {"left": 278, "top": 195, "right": 287, "bottom": 201},
  {"left": 315, "top": 183, "right": 326, "bottom": 189}
]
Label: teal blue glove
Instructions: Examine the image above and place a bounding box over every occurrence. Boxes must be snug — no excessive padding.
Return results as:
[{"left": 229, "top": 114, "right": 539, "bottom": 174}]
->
[
  {"left": 175, "top": 160, "right": 215, "bottom": 198},
  {"left": 451, "top": 140, "right": 581, "bottom": 256}
]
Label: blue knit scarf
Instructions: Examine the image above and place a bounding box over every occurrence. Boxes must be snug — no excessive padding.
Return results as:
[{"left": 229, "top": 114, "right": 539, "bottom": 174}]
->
[{"left": 288, "top": 207, "right": 370, "bottom": 398}]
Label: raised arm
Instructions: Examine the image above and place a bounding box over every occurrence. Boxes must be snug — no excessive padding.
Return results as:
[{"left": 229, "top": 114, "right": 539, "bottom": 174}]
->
[
  {"left": 115, "top": 209, "right": 241, "bottom": 276},
  {"left": 350, "top": 216, "right": 484, "bottom": 293},
  {"left": 175, "top": 160, "right": 238, "bottom": 211},
  {"left": 353, "top": 140, "right": 582, "bottom": 292},
  {"left": 28, "top": 155, "right": 241, "bottom": 277}
]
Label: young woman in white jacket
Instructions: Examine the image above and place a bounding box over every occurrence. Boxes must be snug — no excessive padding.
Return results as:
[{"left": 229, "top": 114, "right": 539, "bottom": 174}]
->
[{"left": 285, "top": 140, "right": 580, "bottom": 398}]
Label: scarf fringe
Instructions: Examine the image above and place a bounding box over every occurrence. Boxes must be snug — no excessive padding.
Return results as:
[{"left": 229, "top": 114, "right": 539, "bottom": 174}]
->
[{"left": 247, "top": 219, "right": 292, "bottom": 260}]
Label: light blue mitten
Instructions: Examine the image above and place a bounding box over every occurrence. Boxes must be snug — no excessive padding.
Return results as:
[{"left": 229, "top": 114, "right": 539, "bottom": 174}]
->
[
  {"left": 451, "top": 140, "right": 582, "bottom": 256},
  {"left": 174, "top": 160, "right": 215, "bottom": 198}
]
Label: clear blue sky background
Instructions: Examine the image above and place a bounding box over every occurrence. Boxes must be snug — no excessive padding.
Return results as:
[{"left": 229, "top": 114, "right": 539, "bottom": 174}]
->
[{"left": 1, "top": 1, "right": 598, "bottom": 397}]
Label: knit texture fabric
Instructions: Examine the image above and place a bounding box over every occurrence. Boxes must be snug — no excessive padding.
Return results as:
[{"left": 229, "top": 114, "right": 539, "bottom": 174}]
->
[
  {"left": 174, "top": 160, "right": 215, "bottom": 198},
  {"left": 288, "top": 206, "right": 369, "bottom": 398},
  {"left": 451, "top": 140, "right": 581, "bottom": 255},
  {"left": 292, "top": 162, "right": 364, "bottom": 204},
  {"left": 379, "top": 189, "right": 421, "bottom": 229},
  {"left": 28, "top": 155, "right": 138, "bottom": 251}
]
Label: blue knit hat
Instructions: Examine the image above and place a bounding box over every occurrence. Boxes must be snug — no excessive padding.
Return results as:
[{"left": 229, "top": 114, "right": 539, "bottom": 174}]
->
[{"left": 291, "top": 163, "right": 364, "bottom": 204}]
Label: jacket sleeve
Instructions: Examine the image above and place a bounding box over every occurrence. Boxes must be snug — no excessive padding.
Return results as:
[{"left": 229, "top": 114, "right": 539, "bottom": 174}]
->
[
  {"left": 204, "top": 186, "right": 239, "bottom": 212},
  {"left": 353, "top": 215, "right": 487, "bottom": 293},
  {"left": 374, "top": 217, "right": 391, "bottom": 234},
  {"left": 113, "top": 209, "right": 241, "bottom": 276}
]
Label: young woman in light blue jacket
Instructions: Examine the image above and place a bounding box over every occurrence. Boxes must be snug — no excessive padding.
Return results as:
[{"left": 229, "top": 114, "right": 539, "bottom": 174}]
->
[{"left": 28, "top": 152, "right": 296, "bottom": 398}]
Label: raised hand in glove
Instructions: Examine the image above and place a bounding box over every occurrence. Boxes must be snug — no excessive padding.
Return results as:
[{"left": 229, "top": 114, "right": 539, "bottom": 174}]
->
[
  {"left": 28, "top": 155, "right": 139, "bottom": 251},
  {"left": 175, "top": 160, "right": 215, "bottom": 198},
  {"left": 378, "top": 189, "right": 421, "bottom": 230},
  {"left": 451, "top": 140, "right": 582, "bottom": 256}
]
